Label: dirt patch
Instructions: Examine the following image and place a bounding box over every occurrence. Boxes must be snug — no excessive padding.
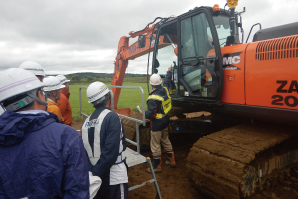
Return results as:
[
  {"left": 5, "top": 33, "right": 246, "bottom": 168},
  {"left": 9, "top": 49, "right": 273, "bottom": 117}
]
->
[
  {"left": 72, "top": 120, "right": 84, "bottom": 131},
  {"left": 128, "top": 133, "right": 205, "bottom": 199}
]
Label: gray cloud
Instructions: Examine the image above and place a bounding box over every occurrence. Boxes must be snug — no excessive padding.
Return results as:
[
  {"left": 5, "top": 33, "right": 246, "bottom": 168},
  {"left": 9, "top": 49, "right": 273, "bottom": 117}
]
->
[{"left": 1, "top": 0, "right": 297, "bottom": 74}]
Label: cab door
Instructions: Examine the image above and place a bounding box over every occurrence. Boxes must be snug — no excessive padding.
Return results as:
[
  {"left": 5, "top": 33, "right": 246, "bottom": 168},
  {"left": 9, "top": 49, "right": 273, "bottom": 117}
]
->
[{"left": 177, "top": 7, "right": 223, "bottom": 103}]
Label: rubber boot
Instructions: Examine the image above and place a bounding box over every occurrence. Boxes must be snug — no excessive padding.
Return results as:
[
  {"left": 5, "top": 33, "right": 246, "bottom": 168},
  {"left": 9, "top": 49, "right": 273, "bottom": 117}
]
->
[
  {"left": 146, "top": 157, "right": 162, "bottom": 173},
  {"left": 165, "top": 151, "right": 176, "bottom": 167}
]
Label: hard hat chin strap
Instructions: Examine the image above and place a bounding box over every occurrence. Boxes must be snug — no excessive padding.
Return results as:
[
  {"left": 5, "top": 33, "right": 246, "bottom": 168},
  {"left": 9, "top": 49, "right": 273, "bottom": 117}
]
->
[
  {"left": 92, "top": 93, "right": 110, "bottom": 107},
  {"left": 92, "top": 96, "right": 105, "bottom": 106},
  {"left": 5, "top": 89, "right": 47, "bottom": 112},
  {"left": 27, "top": 92, "right": 48, "bottom": 106},
  {"left": 6, "top": 95, "right": 35, "bottom": 112}
]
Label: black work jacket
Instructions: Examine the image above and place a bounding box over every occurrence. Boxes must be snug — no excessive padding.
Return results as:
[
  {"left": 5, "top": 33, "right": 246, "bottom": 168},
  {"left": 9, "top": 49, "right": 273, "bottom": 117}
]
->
[{"left": 145, "top": 71, "right": 172, "bottom": 131}]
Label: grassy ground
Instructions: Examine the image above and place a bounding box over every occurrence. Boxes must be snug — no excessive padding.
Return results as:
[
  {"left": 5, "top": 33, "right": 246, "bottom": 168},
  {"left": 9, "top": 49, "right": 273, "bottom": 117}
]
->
[{"left": 69, "top": 82, "right": 150, "bottom": 121}]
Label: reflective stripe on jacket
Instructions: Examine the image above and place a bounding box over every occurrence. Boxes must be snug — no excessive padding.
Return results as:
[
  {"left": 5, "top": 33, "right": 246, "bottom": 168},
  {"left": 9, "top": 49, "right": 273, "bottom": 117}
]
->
[
  {"left": 145, "top": 70, "right": 172, "bottom": 131},
  {"left": 147, "top": 87, "right": 172, "bottom": 119},
  {"left": 82, "top": 109, "right": 125, "bottom": 165},
  {"left": 81, "top": 107, "right": 127, "bottom": 186}
]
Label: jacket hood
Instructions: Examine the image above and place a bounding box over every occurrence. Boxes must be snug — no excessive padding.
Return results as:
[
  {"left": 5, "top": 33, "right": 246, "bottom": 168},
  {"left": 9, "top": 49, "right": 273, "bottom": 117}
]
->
[{"left": 0, "top": 110, "right": 60, "bottom": 146}]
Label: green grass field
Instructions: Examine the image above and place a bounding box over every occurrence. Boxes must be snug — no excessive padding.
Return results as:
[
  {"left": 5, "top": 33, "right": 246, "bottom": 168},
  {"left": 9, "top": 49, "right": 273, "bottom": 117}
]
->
[{"left": 69, "top": 82, "right": 150, "bottom": 121}]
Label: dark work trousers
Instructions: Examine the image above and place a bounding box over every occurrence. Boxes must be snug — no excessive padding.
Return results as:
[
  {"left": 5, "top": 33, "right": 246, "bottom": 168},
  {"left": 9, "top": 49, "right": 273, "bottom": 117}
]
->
[{"left": 94, "top": 183, "right": 128, "bottom": 199}]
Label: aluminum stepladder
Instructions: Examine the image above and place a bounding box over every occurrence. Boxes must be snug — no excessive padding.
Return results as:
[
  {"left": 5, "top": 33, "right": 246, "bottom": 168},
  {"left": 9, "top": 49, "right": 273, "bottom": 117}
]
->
[{"left": 79, "top": 86, "right": 162, "bottom": 199}]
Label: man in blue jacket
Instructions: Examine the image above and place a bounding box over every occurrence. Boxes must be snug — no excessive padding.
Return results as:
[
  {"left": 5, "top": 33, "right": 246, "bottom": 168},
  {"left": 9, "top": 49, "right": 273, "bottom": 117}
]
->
[
  {"left": 0, "top": 68, "right": 90, "bottom": 199},
  {"left": 81, "top": 81, "right": 128, "bottom": 199},
  {"left": 140, "top": 66, "right": 176, "bottom": 173}
]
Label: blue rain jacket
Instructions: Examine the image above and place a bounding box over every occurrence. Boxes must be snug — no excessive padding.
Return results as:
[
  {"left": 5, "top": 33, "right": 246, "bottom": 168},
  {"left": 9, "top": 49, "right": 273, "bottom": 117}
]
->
[{"left": 0, "top": 110, "right": 90, "bottom": 199}]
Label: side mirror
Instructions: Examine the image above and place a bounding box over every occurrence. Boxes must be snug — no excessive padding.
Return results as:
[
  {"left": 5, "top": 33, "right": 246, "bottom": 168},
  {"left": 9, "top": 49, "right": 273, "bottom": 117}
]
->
[{"left": 138, "top": 35, "right": 146, "bottom": 48}]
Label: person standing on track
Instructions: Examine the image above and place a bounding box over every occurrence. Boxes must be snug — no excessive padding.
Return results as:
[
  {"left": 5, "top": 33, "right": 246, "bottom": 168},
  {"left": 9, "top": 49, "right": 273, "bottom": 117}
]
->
[
  {"left": 0, "top": 68, "right": 90, "bottom": 198},
  {"left": 140, "top": 66, "right": 176, "bottom": 173},
  {"left": 81, "top": 81, "right": 128, "bottom": 199},
  {"left": 56, "top": 74, "right": 73, "bottom": 126}
]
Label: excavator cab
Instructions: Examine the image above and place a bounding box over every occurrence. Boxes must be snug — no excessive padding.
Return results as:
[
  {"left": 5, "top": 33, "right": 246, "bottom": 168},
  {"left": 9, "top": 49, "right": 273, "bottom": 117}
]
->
[
  {"left": 112, "top": 4, "right": 240, "bottom": 114},
  {"left": 152, "top": 7, "right": 225, "bottom": 107}
]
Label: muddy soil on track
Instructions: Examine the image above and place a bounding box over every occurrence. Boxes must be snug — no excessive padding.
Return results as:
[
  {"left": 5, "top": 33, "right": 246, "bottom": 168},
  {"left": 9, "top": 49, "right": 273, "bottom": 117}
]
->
[
  {"left": 72, "top": 119, "right": 206, "bottom": 199},
  {"left": 187, "top": 121, "right": 298, "bottom": 199}
]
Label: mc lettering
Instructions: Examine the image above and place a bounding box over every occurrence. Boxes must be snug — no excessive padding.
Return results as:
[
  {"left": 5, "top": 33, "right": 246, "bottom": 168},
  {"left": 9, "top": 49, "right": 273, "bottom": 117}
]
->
[{"left": 223, "top": 56, "right": 241, "bottom": 65}]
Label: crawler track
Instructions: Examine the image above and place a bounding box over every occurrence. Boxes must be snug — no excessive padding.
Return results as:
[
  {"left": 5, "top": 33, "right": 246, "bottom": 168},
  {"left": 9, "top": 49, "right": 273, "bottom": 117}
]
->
[{"left": 186, "top": 121, "right": 298, "bottom": 198}]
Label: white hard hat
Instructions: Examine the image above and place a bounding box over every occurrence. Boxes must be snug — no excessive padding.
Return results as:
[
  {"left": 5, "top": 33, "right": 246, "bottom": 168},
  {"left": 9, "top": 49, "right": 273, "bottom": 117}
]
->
[
  {"left": 43, "top": 76, "right": 65, "bottom": 92},
  {"left": 19, "top": 61, "right": 45, "bottom": 77},
  {"left": 150, "top": 73, "right": 162, "bottom": 85},
  {"left": 87, "top": 81, "right": 109, "bottom": 103},
  {"left": 56, "top": 74, "right": 70, "bottom": 85},
  {"left": 0, "top": 68, "right": 44, "bottom": 103}
]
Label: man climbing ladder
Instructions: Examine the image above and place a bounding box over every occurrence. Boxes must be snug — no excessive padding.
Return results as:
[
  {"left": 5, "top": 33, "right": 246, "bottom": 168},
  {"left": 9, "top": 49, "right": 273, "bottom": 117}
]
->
[{"left": 140, "top": 66, "right": 176, "bottom": 173}]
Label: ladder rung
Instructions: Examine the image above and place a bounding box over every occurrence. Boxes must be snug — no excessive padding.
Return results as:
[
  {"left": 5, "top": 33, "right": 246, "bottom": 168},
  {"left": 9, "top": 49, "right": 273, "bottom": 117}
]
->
[{"left": 128, "top": 179, "right": 155, "bottom": 191}]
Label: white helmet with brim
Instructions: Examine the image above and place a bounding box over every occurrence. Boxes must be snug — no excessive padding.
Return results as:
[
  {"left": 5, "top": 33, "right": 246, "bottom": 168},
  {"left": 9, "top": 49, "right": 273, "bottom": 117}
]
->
[
  {"left": 87, "top": 81, "right": 109, "bottom": 103},
  {"left": 19, "top": 61, "right": 45, "bottom": 77},
  {"left": 43, "top": 76, "right": 65, "bottom": 92},
  {"left": 56, "top": 74, "right": 70, "bottom": 85},
  {"left": 150, "top": 73, "right": 162, "bottom": 85},
  {"left": 0, "top": 68, "right": 46, "bottom": 111},
  {"left": 0, "top": 68, "right": 44, "bottom": 102}
]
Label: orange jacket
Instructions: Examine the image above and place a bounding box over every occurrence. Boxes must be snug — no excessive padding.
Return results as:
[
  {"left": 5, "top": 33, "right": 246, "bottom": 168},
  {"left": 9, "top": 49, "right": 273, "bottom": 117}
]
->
[
  {"left": 62, "top": 88, "right": 70, "bottom": 99},
  {"left": 58, "top": 89, "right": 72, "bottom": 126},
  {"left": 47, "top": 100, "right": 64, "bottom": 123}
]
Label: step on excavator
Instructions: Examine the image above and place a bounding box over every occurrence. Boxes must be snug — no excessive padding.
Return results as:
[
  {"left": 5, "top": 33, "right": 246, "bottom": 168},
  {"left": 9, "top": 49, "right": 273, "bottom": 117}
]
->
[{"left": 111, "top": 0, "right": 298, "bottom": 198}]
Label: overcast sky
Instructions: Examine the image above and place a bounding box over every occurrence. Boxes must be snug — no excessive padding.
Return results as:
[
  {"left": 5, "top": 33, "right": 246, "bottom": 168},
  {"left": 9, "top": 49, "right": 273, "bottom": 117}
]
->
[{"left": 1, "top": 0, "right": 297, "bottom": 75}]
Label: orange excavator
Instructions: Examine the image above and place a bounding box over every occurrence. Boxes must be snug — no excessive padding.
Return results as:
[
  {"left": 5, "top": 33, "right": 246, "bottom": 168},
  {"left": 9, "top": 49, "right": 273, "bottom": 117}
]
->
[{"left": 112, "top": 0, "right": 298, "bottom": 198}]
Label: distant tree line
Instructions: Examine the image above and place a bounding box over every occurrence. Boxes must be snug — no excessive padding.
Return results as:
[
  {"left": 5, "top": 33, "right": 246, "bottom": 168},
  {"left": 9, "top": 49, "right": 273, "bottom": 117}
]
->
[{"left": 65, "top": 72, "right": 148, "bottom": 84}]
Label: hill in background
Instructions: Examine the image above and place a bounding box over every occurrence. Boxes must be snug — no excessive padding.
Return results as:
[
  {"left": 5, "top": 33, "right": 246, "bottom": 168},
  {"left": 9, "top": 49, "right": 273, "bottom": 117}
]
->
[{"left": 55, "top": 72, "right": 149, "bottom": 84}]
